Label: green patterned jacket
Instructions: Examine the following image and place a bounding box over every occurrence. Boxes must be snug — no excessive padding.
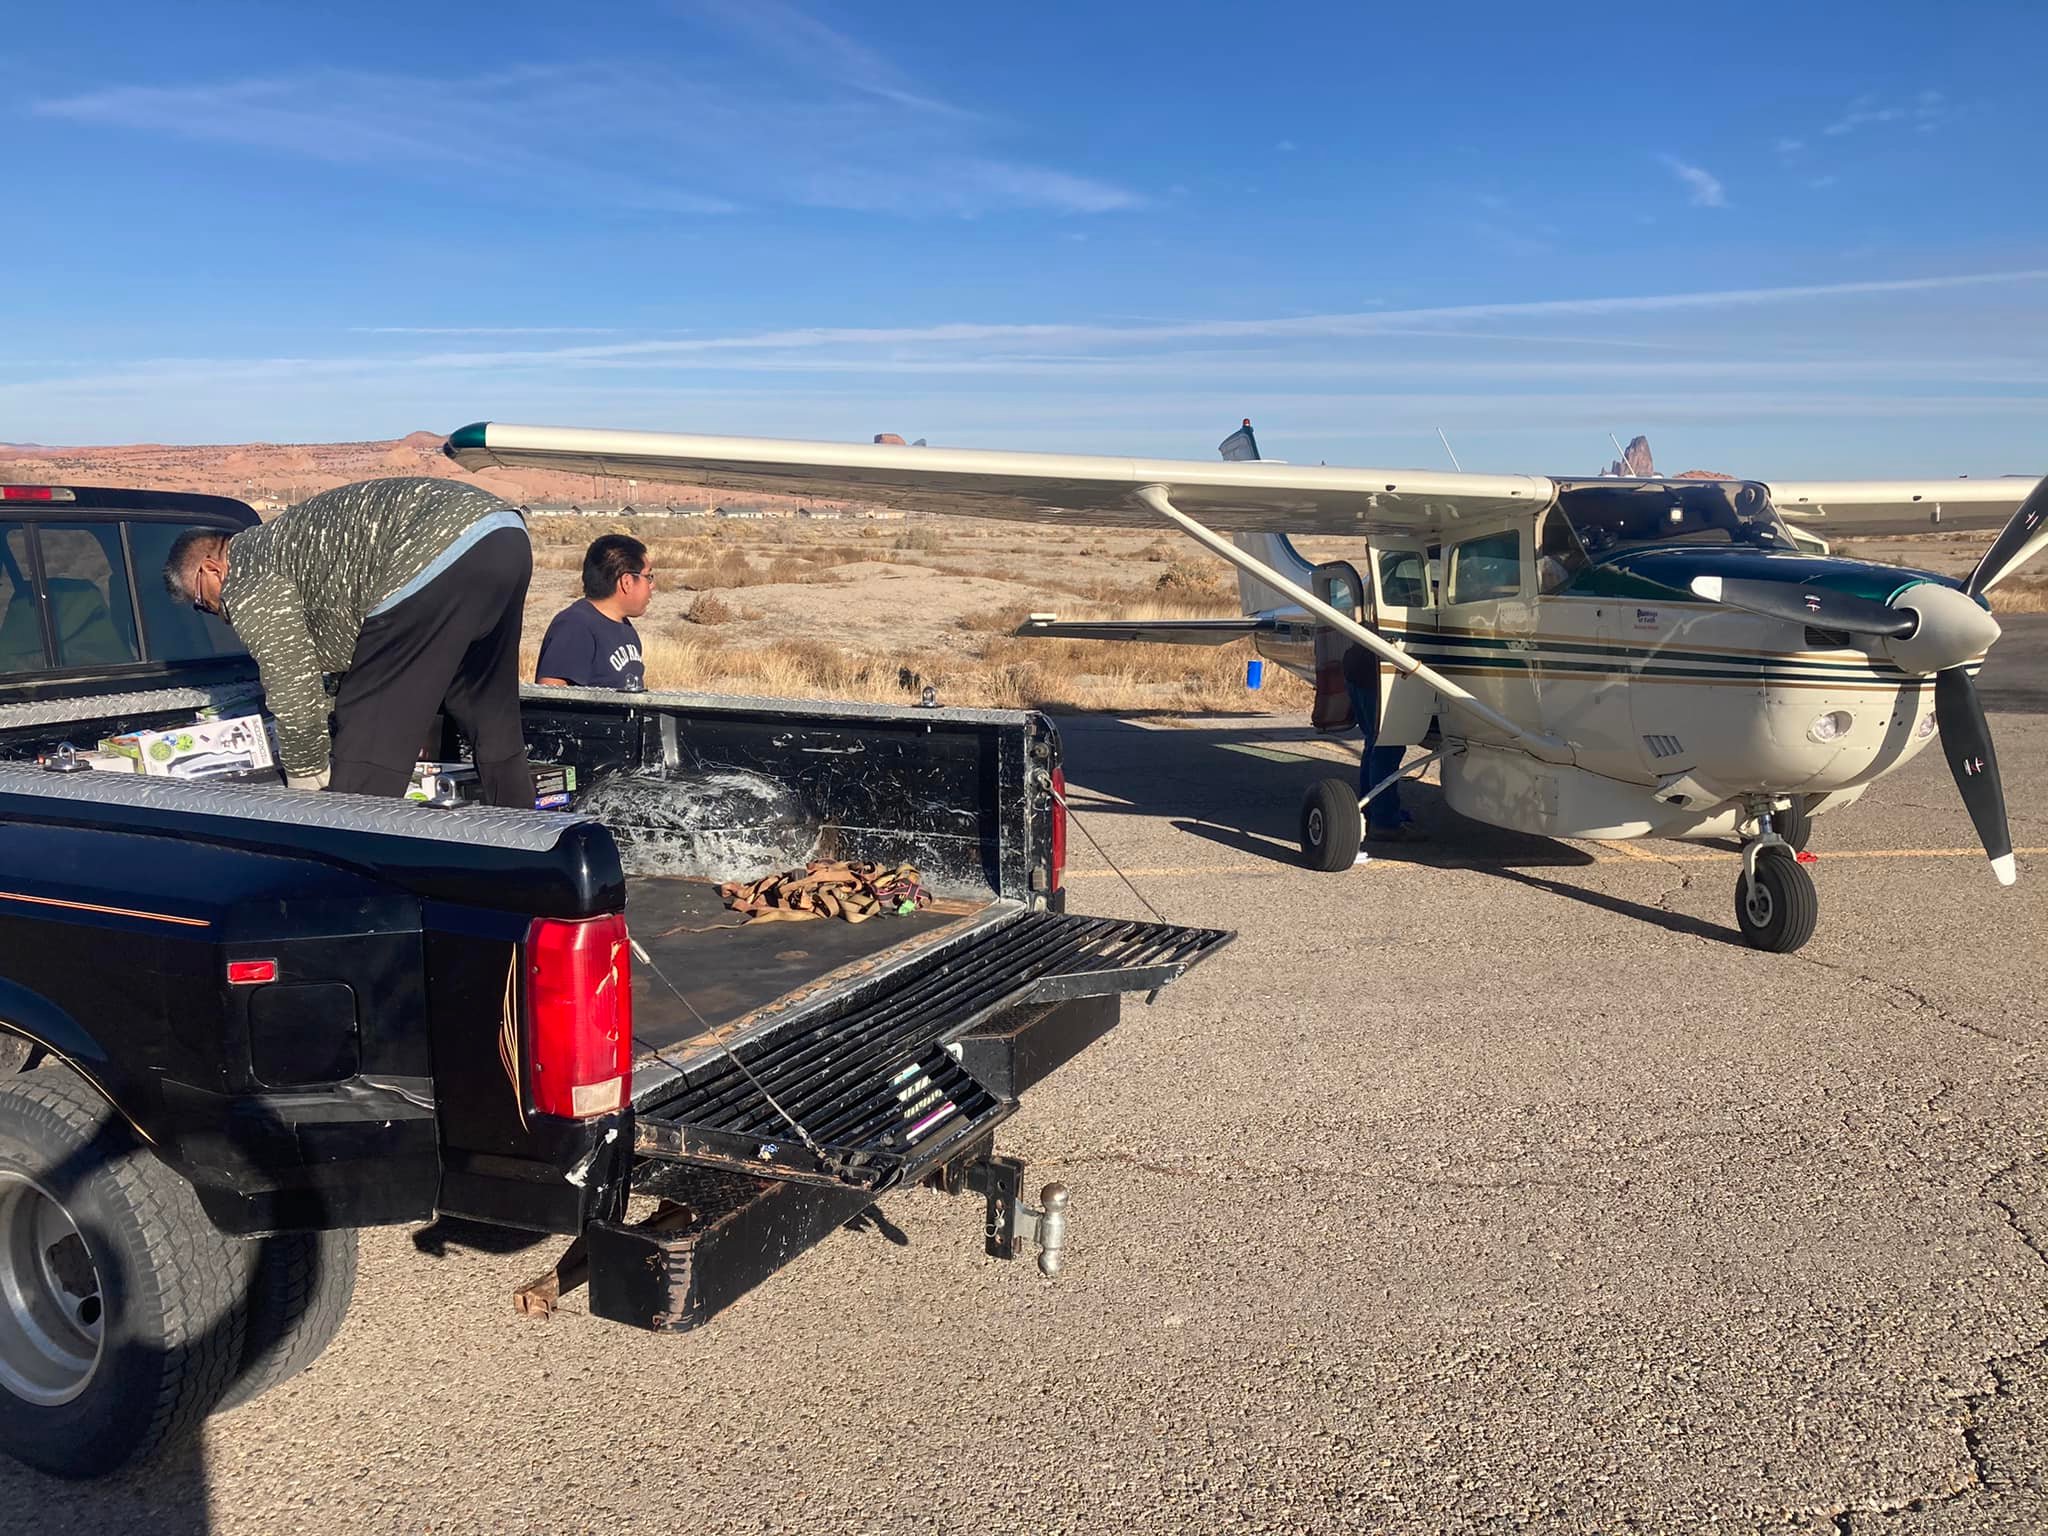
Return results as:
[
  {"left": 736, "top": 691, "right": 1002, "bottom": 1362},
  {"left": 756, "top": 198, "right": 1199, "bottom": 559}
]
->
[{"left": 220, "top": 477, "right": 526, "bottom": 776}]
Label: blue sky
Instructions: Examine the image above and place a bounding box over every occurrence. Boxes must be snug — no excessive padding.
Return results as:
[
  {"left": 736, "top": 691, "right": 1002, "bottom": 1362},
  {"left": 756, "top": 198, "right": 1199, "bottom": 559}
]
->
[{"left": 5, "top": 0, "right": 2045, "bottom": 476}]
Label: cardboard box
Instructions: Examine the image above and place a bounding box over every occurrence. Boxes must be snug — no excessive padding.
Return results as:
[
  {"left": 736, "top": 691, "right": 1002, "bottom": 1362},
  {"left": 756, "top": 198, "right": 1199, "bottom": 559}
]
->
[
  {"left": 406, "top": 760, "right": 579, "bottom": 809},
  {"left": 104, "top": 714, "right": 277, "bottom": 781}
]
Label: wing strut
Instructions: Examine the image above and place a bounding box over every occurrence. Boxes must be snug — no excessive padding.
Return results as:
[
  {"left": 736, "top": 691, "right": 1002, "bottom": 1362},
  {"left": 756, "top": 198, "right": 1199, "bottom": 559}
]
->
[{"left": 1133, "top": 485, "right": 1573, "bottom": 764}]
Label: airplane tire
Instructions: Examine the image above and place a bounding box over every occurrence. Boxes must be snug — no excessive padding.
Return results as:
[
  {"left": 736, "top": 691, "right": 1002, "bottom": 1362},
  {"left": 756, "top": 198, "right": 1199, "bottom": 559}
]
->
[
  {"left": 1778, "top": 796, "right": 1814, "bottom": 853},
  {"left": 1300, "top": 778, "right": 1363, "bottom": 872},
  {"left": 1734, "top": 847, "right": 1818, "bottom": 953}
]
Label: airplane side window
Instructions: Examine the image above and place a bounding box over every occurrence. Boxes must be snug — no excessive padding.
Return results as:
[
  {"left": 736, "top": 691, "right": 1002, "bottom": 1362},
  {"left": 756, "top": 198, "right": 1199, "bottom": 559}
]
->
[
  {"left": 1535, "top": 512, "right": 1591, "bottom": 593},
  {"left": 1377, "top": 550, "right": 1431, "bottom": 608},
  {"left": 1447, "top": 530, "right": 1522, "bottom": 604}
]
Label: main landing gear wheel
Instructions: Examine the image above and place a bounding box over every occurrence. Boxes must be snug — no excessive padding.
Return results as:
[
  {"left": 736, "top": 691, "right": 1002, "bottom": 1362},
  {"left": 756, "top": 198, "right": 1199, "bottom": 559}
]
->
[
  {"left": 1300, "top": 777, "right": 1363, "bottom": 872},
  {"left": 1734, "top": 846, "right": 1818, "bottom": 953}
]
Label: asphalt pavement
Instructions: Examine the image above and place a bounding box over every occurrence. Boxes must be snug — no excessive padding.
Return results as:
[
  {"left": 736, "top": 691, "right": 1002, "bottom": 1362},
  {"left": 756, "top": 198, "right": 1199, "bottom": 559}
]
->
[{"left": 12, "top": 620, "right": 2048, "bottom": 1534}]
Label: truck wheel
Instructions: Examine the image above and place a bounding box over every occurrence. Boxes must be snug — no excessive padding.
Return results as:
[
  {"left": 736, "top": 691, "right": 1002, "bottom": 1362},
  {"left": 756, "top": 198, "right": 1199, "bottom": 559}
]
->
[
  {"left": 1300, "top": 777, "right": 1363, "bottom": 872},
  {"left": 218, "top": 1228, "right": 357, "bottom": 1413},
  {"left": 0, "top": 1069, "right": 249, "bottom": 1479}
]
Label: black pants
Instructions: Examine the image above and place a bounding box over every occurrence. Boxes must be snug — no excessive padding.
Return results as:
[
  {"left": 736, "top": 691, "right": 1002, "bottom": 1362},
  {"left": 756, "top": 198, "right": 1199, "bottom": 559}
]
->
[{"left": 329, "top": 527, "right": 535, "bottom": 807}]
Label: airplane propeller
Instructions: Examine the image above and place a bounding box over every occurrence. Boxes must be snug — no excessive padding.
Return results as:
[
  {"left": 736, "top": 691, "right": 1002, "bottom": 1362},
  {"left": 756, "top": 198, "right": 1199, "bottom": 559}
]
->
[
  {"left": 1686, "top": 575, "right": 1913, "bottom": 637},
  {"left": 1688, "top": 474, "right": 2048, "bottom": 889}
]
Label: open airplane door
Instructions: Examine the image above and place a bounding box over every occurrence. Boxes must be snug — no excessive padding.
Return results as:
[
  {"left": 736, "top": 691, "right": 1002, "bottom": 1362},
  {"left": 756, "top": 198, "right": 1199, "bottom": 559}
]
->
[
  {"left": 1370, "top": 539, "right": 1440, "bottom": 744},
  {"left": 1308, "top": 562, "right": 1366, "bottom": 732}
]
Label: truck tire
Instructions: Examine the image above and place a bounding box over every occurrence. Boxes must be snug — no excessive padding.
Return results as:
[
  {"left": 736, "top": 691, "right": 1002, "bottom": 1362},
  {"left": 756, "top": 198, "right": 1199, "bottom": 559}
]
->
[
  {"left": 217, "top": 1228, "right": 357, "bottom": 1413},
  {"left": 0, "top": 1068, "right": 250, "bottom": 1479}
]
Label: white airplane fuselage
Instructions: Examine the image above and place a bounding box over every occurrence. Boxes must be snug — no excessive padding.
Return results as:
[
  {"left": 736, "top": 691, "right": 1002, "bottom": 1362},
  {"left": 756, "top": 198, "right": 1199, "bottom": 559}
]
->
[{"left": 1240, "top": 522, "right": 1968, "bottom": 842}]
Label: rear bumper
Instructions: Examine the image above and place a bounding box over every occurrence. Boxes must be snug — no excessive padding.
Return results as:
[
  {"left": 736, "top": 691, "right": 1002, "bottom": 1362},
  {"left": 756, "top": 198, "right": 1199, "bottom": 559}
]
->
[{"left": 589, "top": 993, "right": 1117, "bottom": 1331}]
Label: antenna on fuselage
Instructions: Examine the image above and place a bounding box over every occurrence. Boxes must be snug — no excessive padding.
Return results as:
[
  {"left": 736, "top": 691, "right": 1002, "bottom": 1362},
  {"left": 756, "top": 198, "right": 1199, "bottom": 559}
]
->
[{"left": 1436, "top": 427, "right": 1463, "bottom": 472}]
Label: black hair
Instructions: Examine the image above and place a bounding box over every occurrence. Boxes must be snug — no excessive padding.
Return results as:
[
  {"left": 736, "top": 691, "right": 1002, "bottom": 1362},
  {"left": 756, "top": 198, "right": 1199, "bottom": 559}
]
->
[
  {"left": 163, "top": 527, "right": 232, "bottom": 599},
  {"left": 582, "top": 534, "right": 648, "bottom": 599}
]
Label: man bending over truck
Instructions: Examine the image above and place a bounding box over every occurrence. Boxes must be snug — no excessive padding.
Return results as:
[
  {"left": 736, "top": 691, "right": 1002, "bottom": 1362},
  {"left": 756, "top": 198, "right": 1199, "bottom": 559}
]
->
[{"left": 164, "top": 476, "right": 536, "bottom": 806}]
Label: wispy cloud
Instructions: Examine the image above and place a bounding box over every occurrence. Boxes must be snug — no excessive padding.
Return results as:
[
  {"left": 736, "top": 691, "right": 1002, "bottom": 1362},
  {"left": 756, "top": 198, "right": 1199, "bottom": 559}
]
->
[
  {"left": 34, "top": 10, "right": 1140, "bottom": 220},
  {"left": 351, "top": 326, "right": 625, "bottom": 336},
  {"left": 1659, "top": 154, "right": 1727, "bottom": 208},
  {"left": 1824, "top": 88, "right": 1947, "bottom": 137}
]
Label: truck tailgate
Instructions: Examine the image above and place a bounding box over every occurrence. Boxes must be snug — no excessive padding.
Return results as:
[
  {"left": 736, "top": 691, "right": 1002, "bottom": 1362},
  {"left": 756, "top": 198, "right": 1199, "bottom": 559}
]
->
[{"left": 631, "top": 909, "right": 1230, "bottom": 1191}]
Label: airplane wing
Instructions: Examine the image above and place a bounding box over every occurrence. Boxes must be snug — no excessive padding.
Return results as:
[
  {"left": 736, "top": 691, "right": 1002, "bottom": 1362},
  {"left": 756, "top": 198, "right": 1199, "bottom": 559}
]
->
[
  {"left": 1765, "top": 476, "right": 2036, "bottom": 533},
  {"left": 1015, "top": 616, "right": 1278, "bottom": 645},
  {"left": 445, "top": 422, "right": 1552, "bottom": 535}
]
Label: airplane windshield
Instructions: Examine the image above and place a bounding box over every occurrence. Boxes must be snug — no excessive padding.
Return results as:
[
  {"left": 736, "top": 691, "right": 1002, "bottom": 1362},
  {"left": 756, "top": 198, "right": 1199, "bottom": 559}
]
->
[{"left": 1556, "top": 480, "right": 1797, "bottom": 559}]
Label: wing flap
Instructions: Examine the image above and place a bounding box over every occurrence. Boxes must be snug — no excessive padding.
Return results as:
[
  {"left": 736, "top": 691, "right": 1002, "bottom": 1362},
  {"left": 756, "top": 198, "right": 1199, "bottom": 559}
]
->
[{"left": 446, "top": 422, "right": 1553, "bottom": 535}]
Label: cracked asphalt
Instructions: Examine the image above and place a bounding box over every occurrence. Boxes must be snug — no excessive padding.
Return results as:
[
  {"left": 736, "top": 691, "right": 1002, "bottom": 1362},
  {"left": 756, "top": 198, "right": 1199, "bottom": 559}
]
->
[{"left": 14, "top": 619, "right": 2048, "bottom": 1534}]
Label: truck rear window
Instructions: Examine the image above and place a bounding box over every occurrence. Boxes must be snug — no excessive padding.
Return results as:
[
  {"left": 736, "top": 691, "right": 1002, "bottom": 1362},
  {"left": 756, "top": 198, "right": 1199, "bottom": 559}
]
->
[
  {"left": 0, "top": 524, "right": 42, "bottom": 673},
  {"left": 125, "top": 521, "right": 246, "bottom": 663},
  {"left": 39, "top": 523, "right": 143, "bottom": 667}
]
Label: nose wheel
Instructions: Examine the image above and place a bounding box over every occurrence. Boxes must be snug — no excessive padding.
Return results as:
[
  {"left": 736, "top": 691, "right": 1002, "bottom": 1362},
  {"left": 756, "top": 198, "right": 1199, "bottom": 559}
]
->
[{"left": 1734, "top": 842, "right": 1818, "bottom": 952}]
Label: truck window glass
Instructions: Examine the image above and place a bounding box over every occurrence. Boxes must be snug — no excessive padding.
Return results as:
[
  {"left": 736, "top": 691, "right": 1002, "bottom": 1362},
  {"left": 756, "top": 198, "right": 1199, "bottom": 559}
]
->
[
  {"left": 1446, "top": 529, "right": 1522, "bottom": 604},
  {"left": 38, "top": 523, "right": 141, "bottom": 667},
  {"left": 0, "top": 524, "right": 48, "bottom": 673},
  {"left": 125, "top": 522, "right": 248, "bottom": 663}
]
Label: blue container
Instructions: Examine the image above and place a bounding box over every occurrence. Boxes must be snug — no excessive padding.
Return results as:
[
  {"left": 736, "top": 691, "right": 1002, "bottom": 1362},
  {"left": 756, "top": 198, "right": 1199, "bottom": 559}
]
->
[{"left": 1246, "top": 659, "right": 1265, "bottom": 689}]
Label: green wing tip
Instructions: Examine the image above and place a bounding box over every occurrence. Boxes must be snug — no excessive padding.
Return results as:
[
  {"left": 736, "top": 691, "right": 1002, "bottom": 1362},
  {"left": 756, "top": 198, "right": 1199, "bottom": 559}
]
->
[{"left": 445, "top": 422, "right": 490, "bottom": 452}]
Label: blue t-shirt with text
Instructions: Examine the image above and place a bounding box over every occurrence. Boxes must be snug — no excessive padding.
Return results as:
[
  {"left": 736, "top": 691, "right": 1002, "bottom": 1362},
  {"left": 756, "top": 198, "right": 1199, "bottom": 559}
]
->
[{"left": 535, "top": 600, "right": 645, "bottom": 690}]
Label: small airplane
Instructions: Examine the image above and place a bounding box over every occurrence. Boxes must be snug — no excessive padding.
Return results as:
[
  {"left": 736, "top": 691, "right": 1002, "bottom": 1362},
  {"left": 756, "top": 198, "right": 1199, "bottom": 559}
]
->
[{"left": 446, "top": 419, "right": 2048, "bottom": 954}]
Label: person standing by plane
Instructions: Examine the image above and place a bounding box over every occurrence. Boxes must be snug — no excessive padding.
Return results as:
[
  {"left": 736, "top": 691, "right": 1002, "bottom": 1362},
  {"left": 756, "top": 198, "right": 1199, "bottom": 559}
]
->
[
  {"left": 535, "top": 534, "right": 652, "bottom": 690},
  {"left": 1341, "top": 639, "right": 1416, "bottom": 842},
  {"left": 165, "top": 476, "right": 536, "bottom": 806}
]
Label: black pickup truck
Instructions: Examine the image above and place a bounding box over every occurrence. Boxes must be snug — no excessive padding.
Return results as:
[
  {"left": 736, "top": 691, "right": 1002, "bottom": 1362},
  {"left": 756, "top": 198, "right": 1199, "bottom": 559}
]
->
[{"left": 0, "top": 484, "right": 1229, "bottom": 1479}]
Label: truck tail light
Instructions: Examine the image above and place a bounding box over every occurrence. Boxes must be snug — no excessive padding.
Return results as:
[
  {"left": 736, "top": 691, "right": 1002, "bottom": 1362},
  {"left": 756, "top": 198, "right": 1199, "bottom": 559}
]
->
[
  {"left": 1050, "top": 765, "right": 1068, "bottom": 892},
  {"left": 524, "top": 913, "right": 632, "bottom": 1119},
  {"left": 0, "top": 486, "right": 74, "bottom": 502}
]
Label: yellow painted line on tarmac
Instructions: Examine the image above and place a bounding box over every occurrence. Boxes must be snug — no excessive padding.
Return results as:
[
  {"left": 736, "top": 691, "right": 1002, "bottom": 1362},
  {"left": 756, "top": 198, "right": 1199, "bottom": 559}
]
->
[
  {"left": 1063, "top": 846, "right": 2048, "bottom": 880},
  {"left": 1596, "top": 839, "right": 1664, "bottom": 861}
]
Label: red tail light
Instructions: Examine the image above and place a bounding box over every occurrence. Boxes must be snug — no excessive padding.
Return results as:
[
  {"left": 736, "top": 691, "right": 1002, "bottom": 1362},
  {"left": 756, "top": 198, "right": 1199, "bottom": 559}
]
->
[
  {"left": 0, "top": 486, "right": 73, "bottom": 502},
  {"left": 524, "top": 913, "right": 632, "bottom": 1119},
  {"left": 1049, "top": 765, "right": 1068, "bottom": 892}
]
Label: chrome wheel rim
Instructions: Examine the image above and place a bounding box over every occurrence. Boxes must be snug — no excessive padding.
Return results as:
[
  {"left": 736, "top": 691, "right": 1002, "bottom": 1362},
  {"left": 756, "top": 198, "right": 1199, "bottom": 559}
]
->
[{"left": 0, "top": 1172, "right": 104, "bottom": 1406}]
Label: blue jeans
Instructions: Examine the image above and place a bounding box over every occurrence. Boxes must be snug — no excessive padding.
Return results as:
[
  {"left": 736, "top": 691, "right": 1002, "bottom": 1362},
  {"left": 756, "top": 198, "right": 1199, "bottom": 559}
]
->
[{"left": 1345, "top": 674, "right": 1406, "bottom": 831}]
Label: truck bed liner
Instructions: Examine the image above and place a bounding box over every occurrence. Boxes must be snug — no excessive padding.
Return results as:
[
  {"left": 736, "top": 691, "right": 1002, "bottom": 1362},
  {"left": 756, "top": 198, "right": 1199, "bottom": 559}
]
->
[{"left": 625, "top": 876, "right": 989, "bottom": 1060}]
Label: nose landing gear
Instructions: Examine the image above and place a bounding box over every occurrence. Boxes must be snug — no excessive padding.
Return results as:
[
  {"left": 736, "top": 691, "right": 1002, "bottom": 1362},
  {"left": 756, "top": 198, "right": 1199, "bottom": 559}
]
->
[{"left": 1734, "top": 801, "right": 1818, "bottom": 952}]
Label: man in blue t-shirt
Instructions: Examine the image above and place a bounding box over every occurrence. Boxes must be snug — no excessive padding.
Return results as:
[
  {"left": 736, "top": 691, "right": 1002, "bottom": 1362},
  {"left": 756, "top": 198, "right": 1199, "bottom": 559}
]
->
[{"left": 535, "top": 534, "right": 652, "bottom": 690}]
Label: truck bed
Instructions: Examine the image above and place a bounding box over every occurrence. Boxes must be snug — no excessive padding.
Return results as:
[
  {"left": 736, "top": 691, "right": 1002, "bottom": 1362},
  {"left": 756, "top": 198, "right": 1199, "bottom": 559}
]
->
[{"left": 626, "top": 875, "right": 990, "bottom": 1062}]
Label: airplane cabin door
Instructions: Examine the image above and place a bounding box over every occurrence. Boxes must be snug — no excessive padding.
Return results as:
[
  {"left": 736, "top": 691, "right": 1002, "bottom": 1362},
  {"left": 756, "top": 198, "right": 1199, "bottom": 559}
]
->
[
  {"left": 1308, "top": 562, "right": 1365, "bottom": 732},
  {"left": 1370, "top": 537, "right": 1439, "bottom": 744}
]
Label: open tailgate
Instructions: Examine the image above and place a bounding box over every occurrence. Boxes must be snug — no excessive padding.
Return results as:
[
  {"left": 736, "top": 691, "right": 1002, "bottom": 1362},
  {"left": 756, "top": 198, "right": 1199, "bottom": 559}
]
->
[{"left": 632, "top": 909, "right": 1230, "bottom": 1191}]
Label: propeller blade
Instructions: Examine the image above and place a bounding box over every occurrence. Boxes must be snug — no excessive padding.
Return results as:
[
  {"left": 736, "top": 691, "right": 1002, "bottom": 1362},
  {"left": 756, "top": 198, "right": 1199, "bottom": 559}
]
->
[
  {"left": 1688, "top": 575, "right": 1915, "bottom": 637},
  {"left": 1933, "top": 666, "right": 2015, "bottom": 885},
  {"left": 1966, "top": 473, "right": 2048, "bottom": 596}
]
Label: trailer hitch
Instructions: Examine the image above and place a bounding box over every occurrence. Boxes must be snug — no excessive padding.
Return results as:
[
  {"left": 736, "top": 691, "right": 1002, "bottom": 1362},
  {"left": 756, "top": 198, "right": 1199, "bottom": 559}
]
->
[{"left": 929, "top": 1150, "right": 1068, "bottom": 1276}]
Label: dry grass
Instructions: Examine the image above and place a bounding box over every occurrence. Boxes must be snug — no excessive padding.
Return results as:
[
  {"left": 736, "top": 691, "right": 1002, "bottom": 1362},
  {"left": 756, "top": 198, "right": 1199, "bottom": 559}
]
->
[
  {"left": 520, "top": 510, "right": 1303, "bottom": 715},
  {"left": 1990, "top": 575, "right": 2048, "bottom": 615}
]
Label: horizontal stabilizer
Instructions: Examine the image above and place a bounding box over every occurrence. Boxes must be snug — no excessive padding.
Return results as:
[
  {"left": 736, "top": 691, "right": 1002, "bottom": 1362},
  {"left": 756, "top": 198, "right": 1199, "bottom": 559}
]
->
[{"left": 1015, "top": 616, "right": 1275, "bottom": 646}]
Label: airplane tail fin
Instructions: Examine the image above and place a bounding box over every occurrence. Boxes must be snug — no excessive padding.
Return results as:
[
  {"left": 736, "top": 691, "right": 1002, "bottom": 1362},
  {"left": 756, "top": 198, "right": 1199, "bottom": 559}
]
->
[{"left": 1216, "top": 418, "right": 1311, "bottom": 613}]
